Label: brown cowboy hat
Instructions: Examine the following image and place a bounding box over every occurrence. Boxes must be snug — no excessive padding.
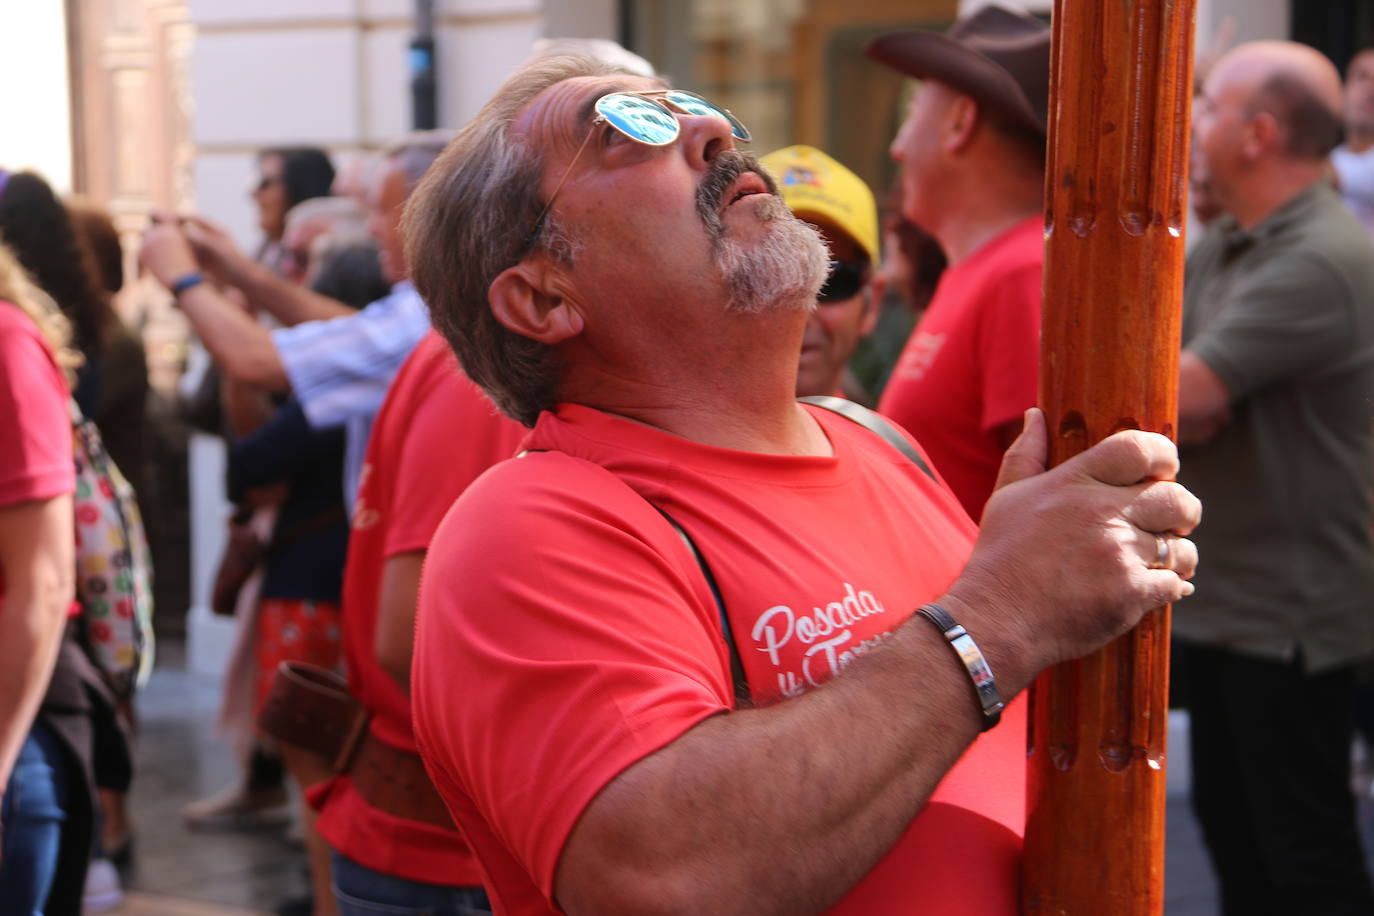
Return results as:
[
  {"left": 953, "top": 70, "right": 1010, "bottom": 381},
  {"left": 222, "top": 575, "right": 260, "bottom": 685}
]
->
[{"left": 865, "top": 5, "right": 1051, "bottom": 138}]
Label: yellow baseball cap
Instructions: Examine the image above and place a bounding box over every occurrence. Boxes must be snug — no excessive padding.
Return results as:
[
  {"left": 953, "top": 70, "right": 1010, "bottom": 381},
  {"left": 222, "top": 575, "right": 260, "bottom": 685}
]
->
[{"left": 759, "top": 145, "right": 879, "bottom": 265}]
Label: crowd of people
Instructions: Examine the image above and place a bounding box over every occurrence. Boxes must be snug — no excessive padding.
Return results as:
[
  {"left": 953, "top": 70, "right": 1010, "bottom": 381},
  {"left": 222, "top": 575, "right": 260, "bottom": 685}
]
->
[{"left": 6, "top": 5, "right": 1374, "bottom": 915}]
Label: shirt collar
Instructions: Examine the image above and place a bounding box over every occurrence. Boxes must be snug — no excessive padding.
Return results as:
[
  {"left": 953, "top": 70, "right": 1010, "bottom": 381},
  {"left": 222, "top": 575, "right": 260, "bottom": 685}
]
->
[{"left": 1216, "top": 181, "right": 1327, "bottom": 257}]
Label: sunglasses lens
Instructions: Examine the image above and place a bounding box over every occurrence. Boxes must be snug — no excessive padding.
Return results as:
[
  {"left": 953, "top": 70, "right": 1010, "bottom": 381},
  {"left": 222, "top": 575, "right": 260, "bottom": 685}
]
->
[
  {"left": 597, "top": 95, "right": 680, "bottom": 145},
  {"left": 663, "top": 91, "right": 752, "bottom": 142},
  {"left": 818, "top": 261, "right": 867, "bottom": 303}
]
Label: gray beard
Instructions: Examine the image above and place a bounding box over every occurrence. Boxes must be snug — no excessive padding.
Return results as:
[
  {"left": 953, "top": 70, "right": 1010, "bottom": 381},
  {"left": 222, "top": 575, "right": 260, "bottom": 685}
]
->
[
  {"left": 696, "top": 149, "right": 832, "bottom": 315},
  {"left": 714, "top": 197, "right": 831, "bottom": 315}
]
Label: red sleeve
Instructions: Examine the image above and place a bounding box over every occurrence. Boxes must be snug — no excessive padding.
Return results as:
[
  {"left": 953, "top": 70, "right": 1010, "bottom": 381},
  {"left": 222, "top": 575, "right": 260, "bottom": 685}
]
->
[
  {"left": 381, "top": 366, "right": 524, "bottom": 559},
  {"left": 412, "top": 454, "right": 732, "bottom": 905},
  {"left": 0, "top": 318, "right": 73, "bottom": 508},
  {"left": 976, "top": 260, "right": 1041, "bottom": 434}
]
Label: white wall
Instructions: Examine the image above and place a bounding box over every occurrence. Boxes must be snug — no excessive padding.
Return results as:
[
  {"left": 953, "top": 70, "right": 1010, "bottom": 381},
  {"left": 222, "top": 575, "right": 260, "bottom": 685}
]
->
[
  {"left": 0, "top": 4, "right": 74, "bottom": 190},
  {"left": 542, "top": 0, "right": 616, "bottom": 39},
  {"left": 187, "top": 0, "right": 545, "bottom": 250},
  {"left": 1196, "top": 0, "right": 1288, "bottom": 50}
]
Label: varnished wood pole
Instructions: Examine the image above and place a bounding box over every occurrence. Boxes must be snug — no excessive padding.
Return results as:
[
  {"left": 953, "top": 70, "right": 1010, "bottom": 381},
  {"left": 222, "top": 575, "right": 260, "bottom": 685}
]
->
[{"left": 1023, "top": 1, "right": 1196, "bottom": 913}]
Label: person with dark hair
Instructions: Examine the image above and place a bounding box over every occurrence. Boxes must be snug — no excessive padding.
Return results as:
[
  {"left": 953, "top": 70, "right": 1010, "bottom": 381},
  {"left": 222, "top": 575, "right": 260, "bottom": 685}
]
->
[
  {"left": 0, "top": 170, "right": 109, "bottom": 415},
  {"left": 1333, "top": 48, "right": 1374, "bottom": 234},
  {"left": 253, "top": 147, "right": 336, "bottom": 272},
  {"left": 65, "top": 199, "right": 150, "bottom": 509},
  {"left": 1180, "top": 41, "right": 1374, "bottom": 914},
  {"left": 865, "top": 6, "right": 1048, "bottom": 523},
  {"left": 66, "top": 199, "right": 125, "bottom": 294},
  {"left": 227, "top": 393, "right": 350, "bottom": 916},
  {"left": 174, "top": 151, "right": 344, "bottom": 840},
  {"left": 63, "top": 198, "right": 149, "bottom": 904}
]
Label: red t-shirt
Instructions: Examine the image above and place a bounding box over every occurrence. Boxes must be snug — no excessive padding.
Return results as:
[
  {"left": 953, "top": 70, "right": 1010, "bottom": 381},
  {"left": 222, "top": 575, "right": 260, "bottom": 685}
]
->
[
  {"left": 310, "top": 330, "right": 525, "bottom": 884},
  {"left": 413, "top": 403, "right": 1026, "bottom": 916},
  {"left": 0, "top": 304, "right": 74, "bottom": 604},
  {"left": 878, "top": 216, "right": 1042, "bottom": 521}
]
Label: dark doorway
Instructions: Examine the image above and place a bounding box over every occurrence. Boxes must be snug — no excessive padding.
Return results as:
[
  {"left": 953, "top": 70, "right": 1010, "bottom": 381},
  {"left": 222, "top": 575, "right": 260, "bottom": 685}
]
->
[{"left": 1292, "top": 0, "right": 1374, "bottom": 73}]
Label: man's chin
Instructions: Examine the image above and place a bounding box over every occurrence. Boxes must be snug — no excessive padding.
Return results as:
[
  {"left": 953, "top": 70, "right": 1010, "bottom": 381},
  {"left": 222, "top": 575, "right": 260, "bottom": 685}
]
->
[{"left": 716, "top": 207, "right": 830, "bottom": 315}]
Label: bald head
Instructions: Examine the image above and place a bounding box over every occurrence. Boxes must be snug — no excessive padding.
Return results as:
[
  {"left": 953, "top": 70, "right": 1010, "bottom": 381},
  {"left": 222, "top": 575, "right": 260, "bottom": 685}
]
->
[{"left": 1205, "top": 41, "right": 1344, "bottom": 160}]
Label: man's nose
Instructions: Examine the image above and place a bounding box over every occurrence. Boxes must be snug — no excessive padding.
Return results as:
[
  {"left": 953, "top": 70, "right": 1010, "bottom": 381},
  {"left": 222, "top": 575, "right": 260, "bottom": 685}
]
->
[
  {"left": 890, "top": 119, "right": 912, "bottom": 162},
  {"left": 678, "top": 111, "right": 737, "bottom": 169}
]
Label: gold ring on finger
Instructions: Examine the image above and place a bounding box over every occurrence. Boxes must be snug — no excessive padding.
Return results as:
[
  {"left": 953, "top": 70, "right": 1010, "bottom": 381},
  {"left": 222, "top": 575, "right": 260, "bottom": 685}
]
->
[{"left": 1150, "top": 534, "right": 1172, "bottom": 570}]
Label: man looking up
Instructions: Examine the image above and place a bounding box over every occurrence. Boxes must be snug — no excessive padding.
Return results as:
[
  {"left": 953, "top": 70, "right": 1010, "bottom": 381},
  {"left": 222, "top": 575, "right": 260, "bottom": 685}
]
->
[
  {"left": 866, "top": 6, "right": 1047, "bottom": 520},
  {"left": 1333, "top": 47, "right": 1374, "bottom": 234},
  {"left": 1180, "top": 40, "right": 1374, "bottom": 914},
  {"left": 759, "top": 145, "right": 883, "bottom": 399},
  {"left": 404, "top": 54, "right": 1199, "bottom": 915}
]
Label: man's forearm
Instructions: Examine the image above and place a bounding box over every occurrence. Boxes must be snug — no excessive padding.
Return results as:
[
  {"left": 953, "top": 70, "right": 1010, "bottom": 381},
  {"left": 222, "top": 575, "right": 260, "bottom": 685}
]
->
[
  {"left": 178, "top": 285, "right": 290, "bottom": 391},
  {"left": 233, "top": 260, "right": 357, "bottom": 325},
  {"left": 1178, "top": 350, "right": 1233, "bottom": 445},
  {"left": 376, "top": 550, "right": 425, "bottom": 692},
  {"left": 557, "top": 609, "right": 1029, "bottom": 916}
]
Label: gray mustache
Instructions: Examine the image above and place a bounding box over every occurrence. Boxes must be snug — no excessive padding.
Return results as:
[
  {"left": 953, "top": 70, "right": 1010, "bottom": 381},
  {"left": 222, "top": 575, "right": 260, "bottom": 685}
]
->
[{"left": 696, "top": 150, "right": 781, "bottom": 234}]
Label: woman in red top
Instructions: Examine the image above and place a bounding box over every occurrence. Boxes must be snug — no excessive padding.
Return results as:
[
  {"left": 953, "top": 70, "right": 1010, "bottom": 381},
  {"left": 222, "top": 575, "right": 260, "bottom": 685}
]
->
[{"left": 0, "top": 230, "right": 79, "bottom": 912}]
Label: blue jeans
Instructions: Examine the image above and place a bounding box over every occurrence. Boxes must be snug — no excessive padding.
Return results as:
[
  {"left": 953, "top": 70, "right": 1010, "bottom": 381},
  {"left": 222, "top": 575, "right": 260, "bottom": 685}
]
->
[
  {"left": 332, "top": 851, "right": 491, "bottom": 916},
  {"left": 0, "top": 722, "right": 69, "bottom": 916}
]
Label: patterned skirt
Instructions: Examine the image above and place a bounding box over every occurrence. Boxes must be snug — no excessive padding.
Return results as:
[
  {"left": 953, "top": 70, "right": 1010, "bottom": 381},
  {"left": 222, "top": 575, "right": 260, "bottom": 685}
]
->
[{"left": 253, "top": 597, "right": 344, "bottom": 714}]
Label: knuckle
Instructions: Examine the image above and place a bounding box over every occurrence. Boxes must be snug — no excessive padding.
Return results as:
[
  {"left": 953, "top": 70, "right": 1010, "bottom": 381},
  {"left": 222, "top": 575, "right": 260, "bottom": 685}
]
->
[{"left": 1105, "top": 429, "right": 1149, "bottom": 463}]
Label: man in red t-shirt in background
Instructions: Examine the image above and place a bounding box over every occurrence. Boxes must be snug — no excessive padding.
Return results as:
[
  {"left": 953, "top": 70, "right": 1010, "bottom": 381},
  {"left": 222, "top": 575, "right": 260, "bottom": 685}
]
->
[
  {"left": 870, "top": 6, "right": 1048, "bottom": 520},
  {"left": 758, "top": 145, "right": 883, "bottom": 400},
  {"left": 403, "top": 53, "right": 1200, "bottom": 916},
  {"left": 303, "top": 329, "right": 524, "bottom": 913}
]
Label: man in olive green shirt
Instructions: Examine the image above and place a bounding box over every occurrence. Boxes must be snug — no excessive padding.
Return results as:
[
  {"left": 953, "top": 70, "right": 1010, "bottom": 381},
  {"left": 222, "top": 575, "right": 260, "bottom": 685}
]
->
[{"left": 1179, "top": 41, "right": 1374, "bottom": 915}]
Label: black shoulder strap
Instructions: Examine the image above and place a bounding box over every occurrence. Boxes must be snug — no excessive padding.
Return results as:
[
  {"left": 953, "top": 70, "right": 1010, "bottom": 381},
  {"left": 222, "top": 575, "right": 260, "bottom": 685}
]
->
[
  {"left": 798, "top": 395, "right": 935, "bottom": 481},
  {"left": 653, "top": 507, "right": 751, "bottom": 708},
  {"left": 518, "top": 449, "right": 751, "bottom": 707}
]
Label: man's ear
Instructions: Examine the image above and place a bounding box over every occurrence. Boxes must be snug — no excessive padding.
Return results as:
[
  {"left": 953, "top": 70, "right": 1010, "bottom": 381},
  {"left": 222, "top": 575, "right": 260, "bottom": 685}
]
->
[
  {"left": 1242, "top": 110, "right": 1280, "bottom": 159},
  {"left": 944, "top": 94, "right": 980, "bottom": 154},
  {"left": 488, "top": 260, "right": 585, "bottom": 345}
]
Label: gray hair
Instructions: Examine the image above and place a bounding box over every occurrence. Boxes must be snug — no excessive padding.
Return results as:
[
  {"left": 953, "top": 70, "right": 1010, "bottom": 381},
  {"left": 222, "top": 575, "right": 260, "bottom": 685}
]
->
[
  {"left": 284, "top": 194, "right": 367, "bottom": 237},
  {"left": 405, "top": 55, "right": 654, "bottom": 426},
  {"left": 384, "top": 129, "right": 459, "bottom": 194}
]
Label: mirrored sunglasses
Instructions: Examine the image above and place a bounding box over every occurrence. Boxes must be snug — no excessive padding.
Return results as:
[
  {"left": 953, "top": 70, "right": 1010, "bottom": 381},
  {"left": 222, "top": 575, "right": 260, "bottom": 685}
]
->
[
  {"left": 526, "top": 90, "right": 752, "bottom": 251},
  {"left": 595, "top": 90, "right": 752, "bottom": 145},
  {"left": 818, "top": 260, "right": 869, "bottom": 303}
]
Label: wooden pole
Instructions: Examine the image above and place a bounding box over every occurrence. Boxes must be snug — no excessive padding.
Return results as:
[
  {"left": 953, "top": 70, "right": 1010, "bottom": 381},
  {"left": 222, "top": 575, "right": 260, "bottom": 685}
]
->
[{"left": 1023, "top": 1, "right": 1196, "bottom": 913}]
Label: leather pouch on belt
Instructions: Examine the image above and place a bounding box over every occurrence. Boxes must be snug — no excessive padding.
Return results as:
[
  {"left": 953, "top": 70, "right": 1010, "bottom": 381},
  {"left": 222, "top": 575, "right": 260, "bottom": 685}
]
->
[
  {"left": 256, "top": 661, "right": 456, "bottom": 829},
  {"left": 257, "top": 661, "right": 369, "bottom": 789}
]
